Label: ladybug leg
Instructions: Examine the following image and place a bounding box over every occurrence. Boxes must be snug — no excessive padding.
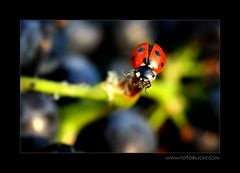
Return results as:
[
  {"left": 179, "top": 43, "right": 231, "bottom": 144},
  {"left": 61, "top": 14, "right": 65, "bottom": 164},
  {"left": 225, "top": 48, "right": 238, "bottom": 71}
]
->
[
  {"left": 144, "top": 81, "right": 151, "bottom": 95},
  {"left": 144, "top": 88, "right": 148, "bottom": 95},
  {"left": 146, "top": 80, "right": 151, "bottom": 89}
]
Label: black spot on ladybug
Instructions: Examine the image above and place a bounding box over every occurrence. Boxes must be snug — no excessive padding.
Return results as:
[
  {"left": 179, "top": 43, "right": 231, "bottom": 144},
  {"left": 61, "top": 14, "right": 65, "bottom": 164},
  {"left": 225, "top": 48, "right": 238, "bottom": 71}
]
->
[
  {"left": 161, "top": 62, "right": 164, "bottom": 67},
  {"left": 155, "top": 50, "right": 161, "bottom": 56},
  {"left": 138, "top": 47, "right": 145, "bottom": 52},
  {"left": 131, "top": 56, "right": 134, "bottom": 61},
  {"left": 143, "top": 58, "right": 148, "bottom": 64}
]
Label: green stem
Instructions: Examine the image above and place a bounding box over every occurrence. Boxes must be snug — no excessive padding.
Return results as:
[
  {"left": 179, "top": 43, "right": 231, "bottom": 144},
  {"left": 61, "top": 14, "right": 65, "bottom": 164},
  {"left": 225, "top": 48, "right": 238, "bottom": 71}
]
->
[
  {"left": 148, "top": 106, "right": 167, "bottom": 130},
  {"left": 20, "top": 76, "right": 139, "bottom": 108},
  {"left": 57, "top": 100, "right": 112, "bottom": 144},
  {"left": 21, "top": 76, "right": 107, "bottom": 100}
]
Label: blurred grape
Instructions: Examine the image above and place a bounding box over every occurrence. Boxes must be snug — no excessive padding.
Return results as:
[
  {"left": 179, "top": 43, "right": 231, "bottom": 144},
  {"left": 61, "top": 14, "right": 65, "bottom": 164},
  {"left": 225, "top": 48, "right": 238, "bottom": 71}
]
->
[
  {"left": 49, "top": 20, "right": 68, "bottom": 59},
  {"left": 66, "top": 20, "right": 103, "bottom": 55},
  {"left": 61, "top": 54, "right": 101, "bottom": 84},
  {"left": 20, "top": 91, "right": 59, "bottom": 141},
  {"left": 114, "top": 20, "right": 155, "bottom": 56},
  {"left": 20, "top": 20, "right": 55, "bottom": 75},
  {"left": 21, "top": 135, "right": 50, "bottom": 152},
  {"left": 195, "top": 130, "right": 219, "bottom": 152},
  {"left": 105, "top": 109, "right": 157, "bottom": 153},
  {"left": 20, "top": 20, "right": 43, "bottom": 67},
  {"left": 74, "top": 109, "right": 157, "bottom": 153}
]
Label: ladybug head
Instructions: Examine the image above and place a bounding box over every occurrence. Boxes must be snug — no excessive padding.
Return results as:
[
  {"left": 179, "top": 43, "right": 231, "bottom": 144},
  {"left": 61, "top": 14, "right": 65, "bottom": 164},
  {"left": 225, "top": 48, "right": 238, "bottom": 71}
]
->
[{"left": 135, "top": 65, "right": 156, "bottom": 83}]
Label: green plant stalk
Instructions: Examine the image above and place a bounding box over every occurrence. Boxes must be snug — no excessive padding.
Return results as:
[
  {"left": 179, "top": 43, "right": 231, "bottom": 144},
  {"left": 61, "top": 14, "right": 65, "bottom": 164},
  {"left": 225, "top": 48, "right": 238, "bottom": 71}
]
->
[
  {"left": 21, "top": 76, "right": 107, "bottom": 100},
  {"left": 148, "top": 106, "right": 168, "bottom": 130},
  {"left": 56, "top": 100, "right": 112, "bottom": 144},
  {"left": 20, "top": 76, "right": 139, "bottom": 108}
]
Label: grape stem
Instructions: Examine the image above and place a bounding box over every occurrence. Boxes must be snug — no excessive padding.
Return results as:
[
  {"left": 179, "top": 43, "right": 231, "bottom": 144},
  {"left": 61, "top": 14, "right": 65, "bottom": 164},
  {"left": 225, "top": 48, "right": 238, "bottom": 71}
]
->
[{"left": 20, "top": 73, "right": 141, "bottom": 108}]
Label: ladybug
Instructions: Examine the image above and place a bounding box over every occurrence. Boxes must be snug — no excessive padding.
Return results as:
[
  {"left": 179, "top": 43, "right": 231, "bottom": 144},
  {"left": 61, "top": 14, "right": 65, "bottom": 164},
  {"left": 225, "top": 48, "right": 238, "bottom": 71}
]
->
[{"left": 129, "top": 42, "right": 166, "bottom": 89}]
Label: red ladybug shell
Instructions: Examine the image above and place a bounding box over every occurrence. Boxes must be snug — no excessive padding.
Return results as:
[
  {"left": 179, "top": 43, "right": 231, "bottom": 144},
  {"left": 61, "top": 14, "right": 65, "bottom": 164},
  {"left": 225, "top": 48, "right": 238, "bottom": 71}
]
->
[{"left": 130, "top": 42, "right": 166, "bottom": 74}]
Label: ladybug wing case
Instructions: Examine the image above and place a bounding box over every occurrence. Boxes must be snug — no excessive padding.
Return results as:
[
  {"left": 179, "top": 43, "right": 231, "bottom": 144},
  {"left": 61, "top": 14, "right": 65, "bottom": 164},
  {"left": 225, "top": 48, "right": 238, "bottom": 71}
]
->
[
  {"left": 148, "top": 44, "right": 166, "bottom": 74},
  {"left": 130, "top": 42, "right": 149, "bottom": 69}
]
